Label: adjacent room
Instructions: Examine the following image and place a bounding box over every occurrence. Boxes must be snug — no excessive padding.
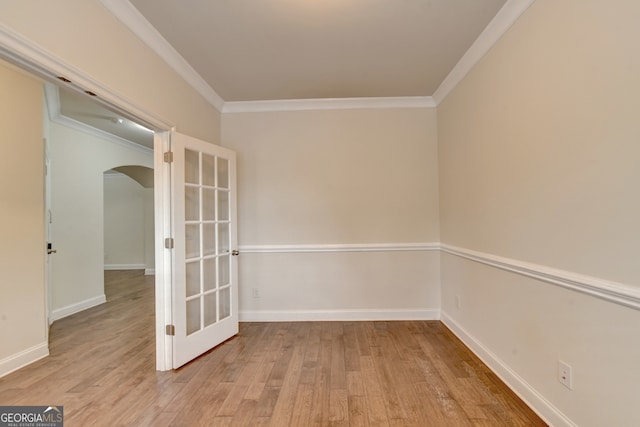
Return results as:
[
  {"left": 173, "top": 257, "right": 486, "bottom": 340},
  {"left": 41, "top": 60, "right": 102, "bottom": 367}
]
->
[{"left": 0, "top": 1, "right": 639, "bottom": 426}]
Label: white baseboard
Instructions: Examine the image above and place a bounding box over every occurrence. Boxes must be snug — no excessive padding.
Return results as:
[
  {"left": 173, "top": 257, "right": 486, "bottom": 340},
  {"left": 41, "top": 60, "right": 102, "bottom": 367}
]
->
[
  {"left": 441, "top": 312, "right": 576, "bottom": 427},
  {"left": 144, "top": 268, "right": 155, "bottom": 275},
  {"left": 0, "top": 342, "right": 49, "bottom": 378},
  {"left": 239, "top": 308, "right": 440, "bottom": 322},
  {"left": 50, "top": 294, "right": 106, "bottom": 322},
  {"left": 104, "top": 264, "right": 146, "bottom": 270}
]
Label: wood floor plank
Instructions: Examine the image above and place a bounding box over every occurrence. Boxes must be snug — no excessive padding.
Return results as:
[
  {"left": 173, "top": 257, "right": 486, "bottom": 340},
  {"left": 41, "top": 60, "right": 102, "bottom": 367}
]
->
[{"left": 0, "top": 270, "right": 547, "bottom": 426}]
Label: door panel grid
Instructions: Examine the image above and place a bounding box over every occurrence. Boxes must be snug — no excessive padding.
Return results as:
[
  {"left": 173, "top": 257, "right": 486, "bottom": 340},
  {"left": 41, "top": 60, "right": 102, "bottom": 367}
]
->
[
  {"left": 183, "top": 149, "right": 232, "bottom": 336},
  {"left": 171, "top": 132, "right": 238, "bottom": 369}
]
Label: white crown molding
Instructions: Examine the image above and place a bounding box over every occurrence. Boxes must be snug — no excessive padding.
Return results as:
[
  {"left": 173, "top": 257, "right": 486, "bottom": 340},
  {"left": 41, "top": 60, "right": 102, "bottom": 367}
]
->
[
  {"left": 239, "top": 242, "right": 440, "bottom": 254},
  {"left": 98, "top": 0, "right": 225, "bottom": 111},
  {"left": 441, "top": 312, "right": 575, "bottom": 427},
  {"left": 101, "top": 0, "right": 535, "bottom": 111},
  {"left": 51, "top": 114, "right": 153, "bottom": 156},
  {"left": 223, "top": 96, "right": 436, "bottom": 113},
  {"left": 0, "top": 21, "right": 174, "bottom": 131},
  {"left": 432, "top": 0, "right": 537, "bottom": 105},
  {"left": 441, "top": 243, "right": 640, "bottom": 311},
  {"left": 240, "top": 308, "right": 440, "bottom": 322}
]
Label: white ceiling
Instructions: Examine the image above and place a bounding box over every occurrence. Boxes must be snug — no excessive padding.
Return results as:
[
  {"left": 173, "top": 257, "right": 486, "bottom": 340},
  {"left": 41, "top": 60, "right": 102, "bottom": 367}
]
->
[
  {"left": 51, "top": 0, "right": 530, "bottom": 146},
  {"left": 122, "top": 0, "right": 508, "bottom": 103}
]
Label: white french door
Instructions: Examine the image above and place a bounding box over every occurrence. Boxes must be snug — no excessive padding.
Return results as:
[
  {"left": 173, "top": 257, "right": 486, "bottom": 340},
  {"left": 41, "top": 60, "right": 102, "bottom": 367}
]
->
[{"left": 170, "top": 132, "right": 238, "bottom": 368}]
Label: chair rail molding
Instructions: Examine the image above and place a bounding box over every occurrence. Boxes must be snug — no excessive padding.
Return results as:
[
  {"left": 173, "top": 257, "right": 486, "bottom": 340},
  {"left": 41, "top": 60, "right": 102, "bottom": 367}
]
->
[{"left": 441, "top": 243, "right": 640, "bottom": 311}]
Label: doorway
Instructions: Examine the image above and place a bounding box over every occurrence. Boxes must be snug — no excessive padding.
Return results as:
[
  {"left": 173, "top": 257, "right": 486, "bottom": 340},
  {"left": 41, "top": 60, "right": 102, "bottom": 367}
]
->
[{"left": 44, "top": 84, "right": 155, "bottom": 327}]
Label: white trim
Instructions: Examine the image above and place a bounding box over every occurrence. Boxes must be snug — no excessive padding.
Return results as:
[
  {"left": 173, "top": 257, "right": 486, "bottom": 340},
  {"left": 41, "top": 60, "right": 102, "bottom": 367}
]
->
[
  {"left": 241, "top": 242, "right": 640, "bottom": 311},
  {"left": 0, "top": 22, "right": 174, "bottom": 131},
  {"left": 432, "top": 0, "right": 536, "bottom": 105},
  {"left": 239, "top": 242, "right": 439, "bottom": 254},
  {"left": 223, "top": 96, "right": 436, "bottom": 113},
  {"left": 98, "top": 0, "right": 537, "bottom": 110},
  {"left": 98, "top": 0, "right": 224, "bottom": 111},
  {"left": 104, "top": 264, "right": 146, "bottom": 270},
  {"left": 145, "top": 268, "right": 156, "bottom": 276},
  {"left": 0, "top": 342, "right": 49, "bottom": 379},
  {"left": 441, "top": 244, "right": 640, "bottom": 311},
  {"left": 154, "top": 131, "right": 173, "bottom": 371},
  {"left": 0, "top": 22, "right": 173, "bottom": 372},
  {"left": 55, "top": 114, "right": 153, "bottom": 155},
  {"left": 441, "top": 312, "right": 576, "bottom": 427},
  {"left": 49, "top": 295, "right": 107, "bottom": 322},
  {"left": 43, "top": 83, "right": 61, "bottom": 122},
  {"left": 240, "top": 309, "right": 440, "bottom": 322}
]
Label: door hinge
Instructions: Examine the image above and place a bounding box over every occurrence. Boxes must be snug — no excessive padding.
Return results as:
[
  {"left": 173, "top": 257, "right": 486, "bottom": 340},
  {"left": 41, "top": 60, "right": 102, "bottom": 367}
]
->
[
  {"left": 163, "top": 151, "right": 173, "bottom": 163},
  {"left": 166, "top": 324, "right": 175, "bottom": 336},
  {"left": 165, "top": 237, "right": 174, "bottom": 249}
]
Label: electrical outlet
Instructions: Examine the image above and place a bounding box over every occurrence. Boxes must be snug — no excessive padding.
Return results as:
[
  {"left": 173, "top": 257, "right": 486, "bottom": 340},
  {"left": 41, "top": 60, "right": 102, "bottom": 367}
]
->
[
  {"left": 456, "top": 295, "right": 461, "bottom": 309},
  {"left": 558, "top": 360, "right": 573, "bottom": 390},
  {"left": 252, "top": 288, "right": 260, "bottom": 298}
]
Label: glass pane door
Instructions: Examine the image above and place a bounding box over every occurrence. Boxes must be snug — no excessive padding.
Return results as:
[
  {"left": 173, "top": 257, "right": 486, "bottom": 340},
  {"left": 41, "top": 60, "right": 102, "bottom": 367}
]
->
[{"left": 171, "top": 132, "right": 238, "bottom": 368}]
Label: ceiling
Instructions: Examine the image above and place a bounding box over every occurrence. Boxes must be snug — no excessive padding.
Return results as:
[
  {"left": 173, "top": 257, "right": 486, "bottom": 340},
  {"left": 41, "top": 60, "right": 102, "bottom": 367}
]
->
[
  {"left": 55, "top": 88, "right": 153, "bottom": 148},
  {"left": 124, "top": 0, "right": 507, "bottom": 103},
  {"left": 54, "top": 86, "right": 154, "bottom": 148},
  {"left": 53, "top": 0, "right": 517, "bottom": 147}
]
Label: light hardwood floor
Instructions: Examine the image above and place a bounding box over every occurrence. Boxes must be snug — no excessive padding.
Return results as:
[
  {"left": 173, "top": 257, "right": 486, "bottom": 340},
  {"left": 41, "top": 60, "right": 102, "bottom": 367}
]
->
[{"left": 0, "top": 270, "right": 546, "bottom": 426}]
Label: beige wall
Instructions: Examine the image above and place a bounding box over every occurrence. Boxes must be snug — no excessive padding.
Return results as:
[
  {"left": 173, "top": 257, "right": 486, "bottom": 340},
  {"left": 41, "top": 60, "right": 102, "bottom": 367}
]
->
[
  {"left": 439, "top": 0, "right": 640, "bottom": 283},
  {"left": 223, "top": 108, "right": 439, "bottom": 244},
  {"left": 438, "top": 0, "right": 640, "bottom": 425},
  {"left": 222, "top": 108, "right": 440, "bottom": 317},
  {"left": 104, "top": 173, "right": 148, "bottom": 269},
  {"left": 0, "top": 0, "right": 220, "bottom": 143},
  {"left": 0, "top": 62, "right": 46, "bottom": 371}
]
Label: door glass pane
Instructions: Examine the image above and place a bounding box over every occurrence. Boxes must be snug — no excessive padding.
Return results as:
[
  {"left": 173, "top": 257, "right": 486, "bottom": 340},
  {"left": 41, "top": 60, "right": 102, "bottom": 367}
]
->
[
  {"left": 204, "top": 292, "right": 217, "bottom": 327},
  {"left": 218, "top": 190, "right": 229, "bottom": 221},
  {"left": 185, "top": 150, "right": 199, "bottom": 184},
  {"left": 185, "top": 187, "right": 200, "bottom": 221},
  {"left": 219, "top": 255, "right": 230, "bottom": 286},
  {"left": 186, "top": 298, "right": 201, "bottom": 335},
  {"left": 203, "top": 257, "right": 216, "bottom": 292},
  {"left": 219, "top": 287, "right": 231, "bottom": 320},
  {"left": 202, "top": 154, "right": 216, "bottom": 186},
  {"left": 186, "top": 224, "right": 200, "bottom": 259},
  {"left": 217, "top": 157, "right": 229, "bottom": 189},
  {"left": 186, "top": 261, "right": 200, "bottom": 298},
  {"left": 202, "top": 188, "right": 215, "bottom": 221},
  {"left": 203, "top": 224, "right": 216, "bottom": 256},
  {"left": 218, "top": 223, "right": 229, "bottom": 254}
]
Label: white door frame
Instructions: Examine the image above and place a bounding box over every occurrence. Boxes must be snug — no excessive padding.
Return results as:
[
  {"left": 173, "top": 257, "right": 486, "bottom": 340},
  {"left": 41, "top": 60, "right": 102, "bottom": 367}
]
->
[
  {"left": 154, "top": 131, "right": 174, "bottom": 370},
  {"left": 0, "top": 26, "right": 176, "bottom": 371}
]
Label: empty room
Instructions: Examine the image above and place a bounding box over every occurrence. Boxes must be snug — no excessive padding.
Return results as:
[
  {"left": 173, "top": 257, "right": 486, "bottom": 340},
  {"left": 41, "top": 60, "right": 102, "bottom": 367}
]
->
[{"left": 1, "top": 0, "right": 639, "bottom": 426}]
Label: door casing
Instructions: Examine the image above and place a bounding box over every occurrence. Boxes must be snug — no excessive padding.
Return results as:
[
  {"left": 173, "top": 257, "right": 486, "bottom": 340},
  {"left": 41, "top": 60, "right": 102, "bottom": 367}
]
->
[{"left": 0, "top": 30, "right": 177, "bottom": 371}]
